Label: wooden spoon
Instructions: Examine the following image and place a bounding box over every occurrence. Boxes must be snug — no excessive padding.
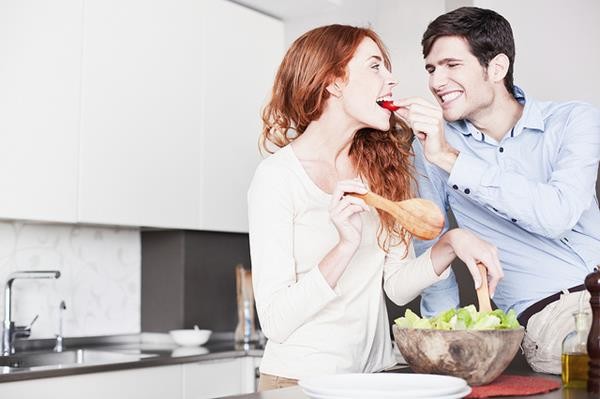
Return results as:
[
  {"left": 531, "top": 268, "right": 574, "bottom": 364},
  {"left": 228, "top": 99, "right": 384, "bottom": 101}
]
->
[
  {"left": 350, "top": 191, "right": 444, "bottom": 240},
  {"left": 476, "top": 262, "right": 493, "bottom": 312}
]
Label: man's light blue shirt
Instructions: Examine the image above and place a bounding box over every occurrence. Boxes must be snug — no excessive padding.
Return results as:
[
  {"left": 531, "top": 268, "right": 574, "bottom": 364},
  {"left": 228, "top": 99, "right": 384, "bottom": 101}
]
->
[{"left": 413, "top": 87, "right": 600, "bottom": 317}]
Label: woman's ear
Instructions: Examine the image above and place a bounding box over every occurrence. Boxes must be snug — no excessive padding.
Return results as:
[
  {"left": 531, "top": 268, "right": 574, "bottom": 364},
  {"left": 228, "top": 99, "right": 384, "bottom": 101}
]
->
[
  {"left": 326, "top": 79, "right": 343, "bottom": 98},
  {"left": 488, "top": 53, "right": 510, "bottom": 83}
]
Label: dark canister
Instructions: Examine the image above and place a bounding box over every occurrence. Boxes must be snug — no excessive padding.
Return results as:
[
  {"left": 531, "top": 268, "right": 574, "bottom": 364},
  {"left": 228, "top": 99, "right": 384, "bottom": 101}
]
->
[{"left": 585, "top": 266, "right": 600, "bottom": 393}]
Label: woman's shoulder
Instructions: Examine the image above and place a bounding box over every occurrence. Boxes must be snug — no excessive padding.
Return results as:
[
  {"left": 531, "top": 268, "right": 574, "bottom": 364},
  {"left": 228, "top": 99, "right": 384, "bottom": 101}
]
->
[{"left": 250, "top": 145, "right": 299, "bottom": 189}]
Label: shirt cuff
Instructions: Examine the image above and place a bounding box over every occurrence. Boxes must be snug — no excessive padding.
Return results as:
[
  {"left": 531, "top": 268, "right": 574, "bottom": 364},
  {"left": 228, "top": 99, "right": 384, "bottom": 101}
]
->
[{"left": 448, "top": 152, "right": 491, "bottom": 193}]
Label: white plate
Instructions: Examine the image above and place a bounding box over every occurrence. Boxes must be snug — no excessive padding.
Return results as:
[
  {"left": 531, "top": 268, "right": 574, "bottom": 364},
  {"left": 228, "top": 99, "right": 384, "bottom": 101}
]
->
[
  {"left": 302, "top": 385, "right": 472, "bottom": 399},
  {"left": 299, "top": 373, "right": 468, "bottom": 398}
]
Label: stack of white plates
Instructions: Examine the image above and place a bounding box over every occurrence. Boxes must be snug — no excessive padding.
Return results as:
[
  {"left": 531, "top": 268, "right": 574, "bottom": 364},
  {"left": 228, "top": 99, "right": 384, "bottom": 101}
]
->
[{"left": 299, "top": 373, "right": 471, "bottom": 399}]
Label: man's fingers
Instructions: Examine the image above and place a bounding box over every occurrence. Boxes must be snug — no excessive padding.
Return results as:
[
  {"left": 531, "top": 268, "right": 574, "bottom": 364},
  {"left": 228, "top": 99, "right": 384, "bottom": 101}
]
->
[
  {"left": 412, "top": 122, "right": 440, "bottom": 135},
  {"left": 395, "top": 97, "right": 442, "bottom": 112},
  {"left": 407, "top": 113, "right": 439, "bottom": 124},
  {"left": 414, "top": 132, "right": 427, "bottom": 141},
  {"left": 394, "top": 106, "right": 410, "bottom": 120}
]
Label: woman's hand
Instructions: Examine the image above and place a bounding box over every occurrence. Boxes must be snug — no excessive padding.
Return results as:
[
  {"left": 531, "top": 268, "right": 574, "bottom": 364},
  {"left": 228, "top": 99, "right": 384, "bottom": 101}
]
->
[
  {"left": 433, "top": 228, "right": 503, "bottom": 297},
  {"left": 329, "top": 179, "right": 369, "bottom": 250},
  {"left": 317, "top": 180, "right": 369, "bottom": 288}
]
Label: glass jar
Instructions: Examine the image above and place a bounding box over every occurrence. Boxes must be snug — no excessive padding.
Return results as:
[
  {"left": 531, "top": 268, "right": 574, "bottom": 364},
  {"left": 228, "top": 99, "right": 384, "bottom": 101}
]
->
[{"left": 562, "top": 311, "right": 591, "bottom": 388}]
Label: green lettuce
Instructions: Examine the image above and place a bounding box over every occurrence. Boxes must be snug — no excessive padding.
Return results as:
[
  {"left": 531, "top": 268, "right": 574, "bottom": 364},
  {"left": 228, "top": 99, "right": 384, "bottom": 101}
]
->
[{"left": 394, "top": 305, "right": 520, "bottom": 330}]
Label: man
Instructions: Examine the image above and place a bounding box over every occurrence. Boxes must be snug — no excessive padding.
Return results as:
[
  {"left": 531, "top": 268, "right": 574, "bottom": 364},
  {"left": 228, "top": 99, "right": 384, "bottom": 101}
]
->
[{"left": 395, "top": 6, "right": 600, "bottom": 374}]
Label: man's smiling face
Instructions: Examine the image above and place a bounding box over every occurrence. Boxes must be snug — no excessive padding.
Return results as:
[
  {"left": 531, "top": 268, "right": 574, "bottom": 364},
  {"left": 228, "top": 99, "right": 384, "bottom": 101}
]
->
[{"left": 425, "top": 36, "right": 495, "bottom": 122}]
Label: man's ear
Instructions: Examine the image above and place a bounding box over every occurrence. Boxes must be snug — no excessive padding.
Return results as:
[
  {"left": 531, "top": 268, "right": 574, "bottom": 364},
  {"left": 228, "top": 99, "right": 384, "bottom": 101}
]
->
[
  {"left": 326, "top": 79, "right": 343, "bottom": 98},
  {"left": 488, "top": 53, "right": 510, "bottom": 83}
]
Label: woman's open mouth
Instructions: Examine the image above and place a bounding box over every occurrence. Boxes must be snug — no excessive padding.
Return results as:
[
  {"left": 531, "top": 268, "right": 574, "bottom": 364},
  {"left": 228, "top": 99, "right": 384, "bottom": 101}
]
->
[{"left": 376, "top": 97, "right": 400, "bottom": 111}]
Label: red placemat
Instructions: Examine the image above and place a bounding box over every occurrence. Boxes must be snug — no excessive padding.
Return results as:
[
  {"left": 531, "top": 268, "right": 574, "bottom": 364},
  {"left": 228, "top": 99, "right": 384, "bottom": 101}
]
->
[{"left": 466, "top": 374, "right": 561, "bottom": 398}]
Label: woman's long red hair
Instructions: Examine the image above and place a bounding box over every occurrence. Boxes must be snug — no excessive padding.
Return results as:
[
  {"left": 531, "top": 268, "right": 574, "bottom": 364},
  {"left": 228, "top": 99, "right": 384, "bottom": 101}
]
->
[{"left": 261, "top": 25, "right": 415, "bottom": 253}]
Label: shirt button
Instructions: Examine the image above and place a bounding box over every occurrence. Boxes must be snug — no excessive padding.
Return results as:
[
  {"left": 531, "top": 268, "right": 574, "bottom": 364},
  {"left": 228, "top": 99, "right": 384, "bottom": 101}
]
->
[
  {"left": 493, "top": 207, "right": 498, "bottom": 212},
  {"left": 564, "top": 237, "right": 569, "bottom": 242},
  {"left": 499, "top": 147, "right": 504, "bottom": 153},
  {"left": 452, "top": 185, "right": 458, "bottom": 190},
  {"left": 511, "top": 218, "right": 517, "bottom": 222},
  {"left": 464, "top": 188, "right": 470, "bottom": 194}
]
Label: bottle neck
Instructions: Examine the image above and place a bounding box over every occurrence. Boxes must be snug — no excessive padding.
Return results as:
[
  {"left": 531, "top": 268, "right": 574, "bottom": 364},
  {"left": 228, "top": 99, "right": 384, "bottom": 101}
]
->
[{"left": 575, "top": 312, "right": 590, "bottom": 332}]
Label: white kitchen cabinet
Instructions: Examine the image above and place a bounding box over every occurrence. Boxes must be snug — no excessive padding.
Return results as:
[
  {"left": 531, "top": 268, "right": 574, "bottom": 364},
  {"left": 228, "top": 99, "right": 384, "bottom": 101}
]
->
[
  {"left": 77, "top": 0, "right": 205, "bottom": 228},
  {"left": 0, "top": 0, "right": 82, "bottom": 223},
  {"left": 198, "top": 0, "right": 284, "bottom": 233},
  {"left": 0, "top": 356, "right": 261, "bottom": 399},
  {"left": 0, "top": 364, "right": 183, "bottom": 399},
  {"left": 78, "top": 0, "right": 284, "bottom": 231},
  {"left": 183, "top": 356, "right": 259, "bottom": 399},
  {"left": 0, "top": 0, "right": 283, "bottom": 230}
]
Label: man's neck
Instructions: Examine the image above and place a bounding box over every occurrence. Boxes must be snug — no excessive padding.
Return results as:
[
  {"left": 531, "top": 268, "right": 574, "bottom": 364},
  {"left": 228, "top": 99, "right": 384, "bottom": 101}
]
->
[{"left": 469, "top": 92, "right": 524, "bottom": 142}]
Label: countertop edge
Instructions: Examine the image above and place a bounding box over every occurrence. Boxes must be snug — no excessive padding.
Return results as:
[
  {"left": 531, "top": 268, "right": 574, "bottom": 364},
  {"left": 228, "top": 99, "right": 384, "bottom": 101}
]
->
[{"left": 0, "top": 338, "right": 264, "bottom": 383}]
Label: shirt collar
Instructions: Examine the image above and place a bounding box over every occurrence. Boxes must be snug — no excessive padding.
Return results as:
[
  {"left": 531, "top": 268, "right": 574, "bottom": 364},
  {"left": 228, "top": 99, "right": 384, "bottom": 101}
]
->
[
  {"left": 511, "top": 86, "right": 545, "bottom": 136},
  {"left": 448, "top": 86, "right": 546, "bottom": 140}
]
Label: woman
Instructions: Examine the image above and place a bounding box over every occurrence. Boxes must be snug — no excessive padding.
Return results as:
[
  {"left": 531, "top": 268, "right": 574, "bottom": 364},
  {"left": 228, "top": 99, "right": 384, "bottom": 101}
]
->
[{"left": 248, "top": 24, "right": 503, "bottom": 391}]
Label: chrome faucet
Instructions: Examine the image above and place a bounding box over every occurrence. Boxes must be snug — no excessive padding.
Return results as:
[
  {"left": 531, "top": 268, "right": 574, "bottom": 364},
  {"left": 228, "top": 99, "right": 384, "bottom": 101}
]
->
[
  {"left": 2, "top": 270, "right": 61, "bottom": 356},
  {"left": 53, "top": 300, "right": 66, "bottom": 352}
]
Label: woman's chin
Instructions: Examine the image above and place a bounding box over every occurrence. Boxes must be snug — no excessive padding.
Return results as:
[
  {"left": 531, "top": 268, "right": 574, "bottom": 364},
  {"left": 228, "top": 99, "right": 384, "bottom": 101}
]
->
[{"left": 364, "top": 117, "right": 390, "bottom": 132}]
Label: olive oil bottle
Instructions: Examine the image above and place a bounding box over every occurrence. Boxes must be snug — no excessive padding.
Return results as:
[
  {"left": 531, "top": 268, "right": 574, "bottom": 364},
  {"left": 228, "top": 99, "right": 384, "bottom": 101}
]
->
[
  {"left": 562, "top": 311, "right": 591, "bottom": 388},
  {"left": 562, "top": 352, "right": 590, "bottom": 388}
]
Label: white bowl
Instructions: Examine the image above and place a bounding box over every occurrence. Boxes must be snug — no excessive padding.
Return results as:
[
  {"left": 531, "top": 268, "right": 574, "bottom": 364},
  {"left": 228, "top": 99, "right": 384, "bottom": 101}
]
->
[
  {"left": 172, "top": 346, "right": 209, "bottom": 357},
  {"left": 169, "top": 329, "right": 212, "bottom": 346}
]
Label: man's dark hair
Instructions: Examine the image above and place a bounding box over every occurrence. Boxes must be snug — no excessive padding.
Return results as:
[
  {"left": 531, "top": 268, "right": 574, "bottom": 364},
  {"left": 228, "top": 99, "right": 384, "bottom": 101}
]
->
[{"left": 422, "top": 7, "right": 515, "bottom": 94}]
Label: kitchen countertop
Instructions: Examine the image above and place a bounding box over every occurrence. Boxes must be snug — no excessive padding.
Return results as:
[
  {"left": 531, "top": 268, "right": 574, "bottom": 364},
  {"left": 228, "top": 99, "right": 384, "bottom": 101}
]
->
[
  {"left": 4, "top": 335, "right": 598, "bottom": 398},
  {"left": 216, "top": 354, "right": 598, "bottom": 399},
  {"left": 219, "top": 384, "right": 596, "bottom": 399},
  {"left": 0, "top": 333, "right": 263, "bottom": 383}
]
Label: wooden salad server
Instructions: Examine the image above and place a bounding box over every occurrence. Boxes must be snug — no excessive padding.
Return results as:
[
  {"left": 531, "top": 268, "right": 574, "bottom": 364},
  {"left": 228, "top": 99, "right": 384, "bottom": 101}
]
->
[
  {"left": 476, "top": 262, "right": 493, "bottom": 313},
  {"left": 350, "top": 191, "right": 444, "bottom": 241}
]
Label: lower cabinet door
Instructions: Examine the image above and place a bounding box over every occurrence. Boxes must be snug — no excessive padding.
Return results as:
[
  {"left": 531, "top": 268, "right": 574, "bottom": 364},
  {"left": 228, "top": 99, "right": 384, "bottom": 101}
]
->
[
  {"left": 0, "top": 365, "right": 183, "bottom": 399},
  {"left": 183, "top": 357, "right": 247, "bottom": 398}
]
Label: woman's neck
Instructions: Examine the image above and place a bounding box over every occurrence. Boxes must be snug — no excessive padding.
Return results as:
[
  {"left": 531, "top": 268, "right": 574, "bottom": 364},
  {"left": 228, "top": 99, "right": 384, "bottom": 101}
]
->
[
  {"left": 291, "top": 109, "right": 361, "bottom": 191},
  {"left": 293, "top": 107, "right": 359, "bottom": 166}
]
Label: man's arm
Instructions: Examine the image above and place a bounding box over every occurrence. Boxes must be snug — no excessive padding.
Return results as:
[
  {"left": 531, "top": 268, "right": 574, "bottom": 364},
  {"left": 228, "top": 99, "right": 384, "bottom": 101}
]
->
[
  {"left": 398, "top": 98, "right": 600, "bottom": 239},
  {"left": 445, "top": 105, "right": 600, "bottom": 238}
]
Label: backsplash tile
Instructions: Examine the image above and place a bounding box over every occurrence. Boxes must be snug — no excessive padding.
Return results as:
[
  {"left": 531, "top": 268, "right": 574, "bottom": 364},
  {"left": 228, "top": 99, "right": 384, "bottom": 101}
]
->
[{"left": 0, "top": 221, "right": 140, "bottom": 338}]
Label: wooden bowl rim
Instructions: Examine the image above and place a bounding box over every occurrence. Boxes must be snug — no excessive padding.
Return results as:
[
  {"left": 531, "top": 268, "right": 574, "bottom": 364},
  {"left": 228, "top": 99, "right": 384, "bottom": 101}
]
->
[{"left": 392, "top": 324, "right": 525, "bottom": 333}]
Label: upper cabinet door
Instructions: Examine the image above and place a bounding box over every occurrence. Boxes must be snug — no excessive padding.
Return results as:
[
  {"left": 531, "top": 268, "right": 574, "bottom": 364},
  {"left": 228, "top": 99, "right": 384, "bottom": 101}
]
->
[
  {"left": 199, "top": 0, "right": 284, "bottom": 233},
  {"left": 0, "top": 0, "right": 82, "bottom": 223},
  {"left": 78, "top": 0, "right": 205, "bottom": 228}
]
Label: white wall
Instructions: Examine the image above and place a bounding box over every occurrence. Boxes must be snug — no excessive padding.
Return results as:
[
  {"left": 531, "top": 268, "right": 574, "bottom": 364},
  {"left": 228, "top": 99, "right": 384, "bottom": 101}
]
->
[
  {"left": 375, "top": 0, "right": 445, "bottom": 101},
  {"left": 281, "top": 0, "right": 445, "bottom": 100},
  {"left": 284, "top": 1, "right": 378, "bottom": 44},
  {"left": 0, "top": 222, "right": 140, "bottom": 338},
  {"left": 282, "top": 0, "right": 600, "bottom": 107},
  {"left": 475, "top": 0, "right": 600, "bottom": 107}
]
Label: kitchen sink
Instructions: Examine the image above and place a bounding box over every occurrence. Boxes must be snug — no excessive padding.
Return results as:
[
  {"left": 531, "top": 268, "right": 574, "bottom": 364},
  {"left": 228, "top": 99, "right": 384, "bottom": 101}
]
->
[{"left": 0, "top": 349, "right": 156, "bottom": 369}]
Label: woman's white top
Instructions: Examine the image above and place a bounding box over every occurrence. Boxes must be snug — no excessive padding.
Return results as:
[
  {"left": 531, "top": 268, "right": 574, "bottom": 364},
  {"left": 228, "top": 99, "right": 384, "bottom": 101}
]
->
[{"left": 248, "top": 144, "right": 449, "bottom": 380}]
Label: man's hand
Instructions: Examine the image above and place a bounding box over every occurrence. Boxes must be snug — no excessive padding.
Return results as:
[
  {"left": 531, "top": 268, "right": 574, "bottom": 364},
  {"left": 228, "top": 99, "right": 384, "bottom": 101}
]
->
[{"left": 394, "top": 97, "right": 459, "bottom": 173}]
